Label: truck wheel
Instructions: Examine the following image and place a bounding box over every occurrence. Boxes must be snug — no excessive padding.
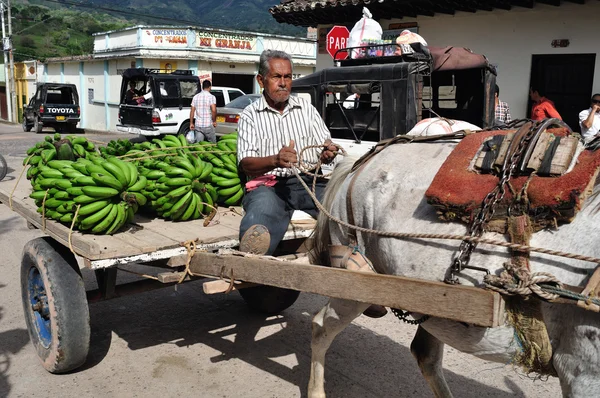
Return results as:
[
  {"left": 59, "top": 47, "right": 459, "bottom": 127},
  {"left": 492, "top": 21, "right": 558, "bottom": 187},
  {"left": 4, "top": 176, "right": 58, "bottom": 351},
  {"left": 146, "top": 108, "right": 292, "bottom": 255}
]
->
[
  {"left": 21, "top": 237, "right": 90, "bottom": 373},
  {"left": 22, "top": 118, "right": 32, "bottom": 132},
  {"left": 238, "top": 286, "right": 300, "bottom": 314},
  {"left": 34, "top": 118, "right": 43, "bottom": 134}
]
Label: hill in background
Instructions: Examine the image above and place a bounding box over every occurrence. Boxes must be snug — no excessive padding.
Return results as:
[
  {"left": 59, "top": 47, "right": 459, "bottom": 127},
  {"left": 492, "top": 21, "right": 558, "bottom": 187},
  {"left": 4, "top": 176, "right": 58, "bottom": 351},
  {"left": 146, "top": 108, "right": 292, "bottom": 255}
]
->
[{"left": 11, "top": 0, "right": 304, "bottom": 61}]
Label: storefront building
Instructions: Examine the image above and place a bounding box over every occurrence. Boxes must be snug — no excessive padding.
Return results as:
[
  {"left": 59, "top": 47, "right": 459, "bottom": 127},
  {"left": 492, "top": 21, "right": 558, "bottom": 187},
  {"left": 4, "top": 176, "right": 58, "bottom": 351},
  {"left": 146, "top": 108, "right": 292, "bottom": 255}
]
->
[
  {"left": 271, "top": 0, "right": 596, "bottom": 130},
  {"left": 40, "top": 25, "right": 316, "bottom": 131}
]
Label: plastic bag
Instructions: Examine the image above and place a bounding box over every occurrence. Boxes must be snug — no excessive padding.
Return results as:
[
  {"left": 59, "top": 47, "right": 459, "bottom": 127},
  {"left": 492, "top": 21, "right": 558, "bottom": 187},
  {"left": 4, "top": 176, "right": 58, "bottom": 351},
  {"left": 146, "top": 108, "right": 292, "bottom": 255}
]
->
[
  {"left": 348, "top": 7, "right": 382, "bottom": 59},
  {"left": 394, "top": 30, "right": 428, "bottom": 56},
  {"left": 185, "top": 129, "right": 195, "bottom": 143},
  {"left": 406, "top": 118, "right": 481, "bottom": 137}
]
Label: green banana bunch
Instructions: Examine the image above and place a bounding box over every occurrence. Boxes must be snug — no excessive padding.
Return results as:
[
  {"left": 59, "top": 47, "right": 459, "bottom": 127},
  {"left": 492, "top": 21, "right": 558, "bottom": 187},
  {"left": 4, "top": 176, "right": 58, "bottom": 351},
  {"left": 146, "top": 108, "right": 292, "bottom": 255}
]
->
[{"left": 28, "top": 155, "right": 146, "bottom": 235}]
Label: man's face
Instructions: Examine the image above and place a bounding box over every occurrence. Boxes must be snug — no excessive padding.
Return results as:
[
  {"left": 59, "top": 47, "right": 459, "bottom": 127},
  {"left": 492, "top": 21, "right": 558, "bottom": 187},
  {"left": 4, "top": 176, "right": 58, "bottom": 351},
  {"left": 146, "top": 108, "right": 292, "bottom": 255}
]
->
[
  {"left": 258, "top": 58, "right": 292, "bottom": 104},
  {"left": 592, "top": 96, "right": 600, "bottom": 110}
]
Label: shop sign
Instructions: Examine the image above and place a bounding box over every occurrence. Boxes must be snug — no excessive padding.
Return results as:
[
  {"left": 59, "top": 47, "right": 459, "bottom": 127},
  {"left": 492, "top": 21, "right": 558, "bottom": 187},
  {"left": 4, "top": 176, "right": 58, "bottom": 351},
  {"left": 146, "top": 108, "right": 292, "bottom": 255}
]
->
[
  {"left": 196, "top": 31, "right": 256, "bottom": 52},
  {"left": 143, "top": 29, "right": 188, "bottom": 47}
]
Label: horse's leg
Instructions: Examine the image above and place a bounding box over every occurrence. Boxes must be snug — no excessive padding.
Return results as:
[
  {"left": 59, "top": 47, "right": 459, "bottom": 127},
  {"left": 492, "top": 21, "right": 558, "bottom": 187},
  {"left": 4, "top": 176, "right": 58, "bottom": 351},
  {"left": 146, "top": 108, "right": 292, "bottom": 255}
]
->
[
  {"left": 308, "top": 298, "right": 370, "bottom": 398},
  {"left": 410, "top": 325, "right": 453, "bottom": 398}
]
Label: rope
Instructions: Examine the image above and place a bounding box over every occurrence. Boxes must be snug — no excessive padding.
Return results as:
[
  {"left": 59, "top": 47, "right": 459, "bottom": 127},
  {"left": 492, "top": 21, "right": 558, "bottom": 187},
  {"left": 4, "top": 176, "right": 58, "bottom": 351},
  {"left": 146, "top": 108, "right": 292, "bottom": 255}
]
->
[
  {"left": 9, "top": 154, "right": 33, "bottom": 210},
  {"left": 179, "top": 239, "right": 198, "bottom": 283},
  {"left": 41, "top": 189, "right": 49, "bottom": 231},
  {"left": 484, "top": 263, "right": 564, "bottom": 300},
  {"left": 68, "top": 204, "right": 81, "bottom": 254},
  {"left": 116, "top": 266, "right": 160, "bottom": 281}
]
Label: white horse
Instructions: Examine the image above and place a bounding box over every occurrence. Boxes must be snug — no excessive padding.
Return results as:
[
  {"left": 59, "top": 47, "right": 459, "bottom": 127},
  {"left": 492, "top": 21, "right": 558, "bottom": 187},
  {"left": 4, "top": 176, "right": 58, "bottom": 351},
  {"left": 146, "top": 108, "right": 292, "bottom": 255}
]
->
[{"left": 308, "top": 139, "right": 600, "bottom": 397}]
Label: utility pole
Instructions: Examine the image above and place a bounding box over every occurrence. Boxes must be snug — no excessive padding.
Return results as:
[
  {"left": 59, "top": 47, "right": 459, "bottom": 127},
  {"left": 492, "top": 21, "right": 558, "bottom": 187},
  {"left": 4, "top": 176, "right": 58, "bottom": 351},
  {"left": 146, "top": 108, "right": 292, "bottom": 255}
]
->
[
  {"left": 0, "top": 2, "right": 12, "bottom": 123},
  {"left": 6, "top": 0, "right": 15, "bottom": 123}
]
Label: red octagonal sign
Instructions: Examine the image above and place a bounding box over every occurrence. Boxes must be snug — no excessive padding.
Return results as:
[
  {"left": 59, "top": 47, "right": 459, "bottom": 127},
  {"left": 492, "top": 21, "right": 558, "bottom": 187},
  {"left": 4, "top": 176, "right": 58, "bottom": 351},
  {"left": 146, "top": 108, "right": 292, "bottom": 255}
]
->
[{"left": 326, "top": 26, "right": 350, "bottom": 60}]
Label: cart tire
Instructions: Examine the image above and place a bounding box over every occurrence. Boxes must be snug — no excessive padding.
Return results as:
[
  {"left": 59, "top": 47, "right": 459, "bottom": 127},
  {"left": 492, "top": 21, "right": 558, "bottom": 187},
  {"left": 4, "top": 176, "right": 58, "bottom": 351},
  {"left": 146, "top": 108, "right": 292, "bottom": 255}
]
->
[
  {"left": 238, "top": 286, "right": 300, "bottom": 314},
  {"left": 20, "top": 237, "right": 90, "bottom": 373}
]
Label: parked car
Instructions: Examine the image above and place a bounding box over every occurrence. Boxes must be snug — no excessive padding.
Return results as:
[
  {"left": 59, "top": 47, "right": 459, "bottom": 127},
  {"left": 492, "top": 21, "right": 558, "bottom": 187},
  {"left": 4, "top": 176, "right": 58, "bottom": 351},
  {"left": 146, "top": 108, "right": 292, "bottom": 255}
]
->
[
  {"left": 216, "top": 94, "right": 261, "bottom": 135},
  {"left": 117, "top": 68, "right": 200, "bottom": 137},
  {"left": 23, "top": 83, "right": 80, "bottom": 134},
  {"left": 211, "top": 86, "right": 245, "bottom": 107}
]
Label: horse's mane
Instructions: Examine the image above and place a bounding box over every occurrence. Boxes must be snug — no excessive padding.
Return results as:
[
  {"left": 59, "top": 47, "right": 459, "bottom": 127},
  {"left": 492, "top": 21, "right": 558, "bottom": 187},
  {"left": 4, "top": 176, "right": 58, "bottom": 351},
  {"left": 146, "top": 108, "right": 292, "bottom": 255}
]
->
[{"left": 310, "top": 157, "right": 357, "bottom": 265}]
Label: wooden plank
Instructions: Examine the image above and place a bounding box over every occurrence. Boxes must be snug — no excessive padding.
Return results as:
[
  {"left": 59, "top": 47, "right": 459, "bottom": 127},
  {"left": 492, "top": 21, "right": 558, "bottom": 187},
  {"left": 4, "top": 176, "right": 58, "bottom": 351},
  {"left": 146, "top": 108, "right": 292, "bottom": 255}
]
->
[
  {"left": 189, "top": 252, "right": 505, "bottom": 327},
  {"left": 202, "top": 279, "right": 258, "bottom": 294}
]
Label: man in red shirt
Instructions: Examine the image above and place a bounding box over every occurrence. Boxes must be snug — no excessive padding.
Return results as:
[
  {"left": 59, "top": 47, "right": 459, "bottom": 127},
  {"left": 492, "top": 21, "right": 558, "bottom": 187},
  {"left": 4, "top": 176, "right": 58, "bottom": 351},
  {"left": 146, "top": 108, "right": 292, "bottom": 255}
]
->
[{"left": 530, "top": 87, "right": 562, "bottom": 121}]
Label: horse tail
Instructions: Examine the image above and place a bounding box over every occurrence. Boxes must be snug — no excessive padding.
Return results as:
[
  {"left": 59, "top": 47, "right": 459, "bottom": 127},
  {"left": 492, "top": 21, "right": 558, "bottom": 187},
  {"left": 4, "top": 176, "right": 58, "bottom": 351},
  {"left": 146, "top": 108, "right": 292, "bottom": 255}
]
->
[{"left": 310, "top": 157, "right": 357, "bottom": 265}]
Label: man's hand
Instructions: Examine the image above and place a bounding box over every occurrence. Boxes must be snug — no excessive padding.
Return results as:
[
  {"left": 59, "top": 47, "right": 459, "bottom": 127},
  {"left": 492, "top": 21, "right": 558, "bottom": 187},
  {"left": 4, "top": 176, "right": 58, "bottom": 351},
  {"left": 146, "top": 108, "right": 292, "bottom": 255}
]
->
[
  {"left": 275, "top": 140, "right": 297, "bottom": 168},
  {"left": 212, "top": 121, "right": 217, "bottom": 127},
  {"left": 190, "top": 121, "right": 195, "bottom": 131},
  {"left": 594, "top": 104, "right": 600, "bottom": 114},
  {"left": 320, "top": 139, "right": 337, "bottom": 164}
]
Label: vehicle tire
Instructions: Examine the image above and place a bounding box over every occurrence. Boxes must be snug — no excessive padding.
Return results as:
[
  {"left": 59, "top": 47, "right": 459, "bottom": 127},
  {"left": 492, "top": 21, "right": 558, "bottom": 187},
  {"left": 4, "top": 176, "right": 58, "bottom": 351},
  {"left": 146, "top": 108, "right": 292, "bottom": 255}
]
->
[
  {"left": 238, "top": 286, "right": 300, "bottom": 314},
  {"left": 34, "top": 117, "right": 43, "bottom": 134},
  {"left": 22, "top": 118, "right": 32, "bottom": 132},
  {"left": 178, "top": 123, "right": 190, "bottom": 137},
  {"left": 20, "top": 237, "right": 90, "bottom": 373},
  {"left": 0, "top": 153, "right": 7, "bottom": 181}
]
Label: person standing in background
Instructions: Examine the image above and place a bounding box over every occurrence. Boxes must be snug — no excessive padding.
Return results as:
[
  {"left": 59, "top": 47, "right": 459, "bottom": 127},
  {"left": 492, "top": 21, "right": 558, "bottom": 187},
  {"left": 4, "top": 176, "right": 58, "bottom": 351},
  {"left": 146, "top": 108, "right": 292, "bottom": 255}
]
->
[
  {"left": 494, "top": 84, "right": 511, "bottom": 124},
  {"left": 530, "top": 86, "right": 562, "bottom": 121},
  {"left": 189, "top": 80, "right": 217, "bottom": 143},
  {"left": 579, "top": 93, "right": 600, "bottom": 143}
]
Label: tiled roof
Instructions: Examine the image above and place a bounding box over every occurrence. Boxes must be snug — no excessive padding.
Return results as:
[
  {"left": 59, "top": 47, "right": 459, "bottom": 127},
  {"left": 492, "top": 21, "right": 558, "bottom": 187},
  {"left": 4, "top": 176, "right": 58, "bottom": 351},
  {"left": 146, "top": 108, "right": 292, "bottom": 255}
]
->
[{"left": 270, "top": 0, "right": 586, "bottom": 27}]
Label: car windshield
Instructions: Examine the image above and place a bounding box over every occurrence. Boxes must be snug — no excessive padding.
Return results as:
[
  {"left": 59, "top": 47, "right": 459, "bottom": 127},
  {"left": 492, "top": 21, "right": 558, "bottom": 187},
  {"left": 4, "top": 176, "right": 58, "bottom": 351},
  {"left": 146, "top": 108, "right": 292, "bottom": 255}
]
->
[{"left": 225, "top": 95, "right": 261, "bottom": 109}]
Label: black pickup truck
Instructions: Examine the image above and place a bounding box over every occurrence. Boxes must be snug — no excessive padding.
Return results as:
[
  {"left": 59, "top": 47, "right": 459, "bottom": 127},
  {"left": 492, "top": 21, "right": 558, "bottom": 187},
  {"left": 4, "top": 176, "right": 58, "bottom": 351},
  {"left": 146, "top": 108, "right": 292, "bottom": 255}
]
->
[{"left": 23, "top": 83, "right": 81, "bottom": 133}]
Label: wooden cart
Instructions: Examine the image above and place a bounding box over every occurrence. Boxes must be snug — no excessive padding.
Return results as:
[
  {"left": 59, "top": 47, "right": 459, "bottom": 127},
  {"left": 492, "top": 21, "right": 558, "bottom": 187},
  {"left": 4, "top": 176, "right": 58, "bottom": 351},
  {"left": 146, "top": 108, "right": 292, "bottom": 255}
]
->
[{"left": 0, "top": 177, "right": 504, "bottom": 374}]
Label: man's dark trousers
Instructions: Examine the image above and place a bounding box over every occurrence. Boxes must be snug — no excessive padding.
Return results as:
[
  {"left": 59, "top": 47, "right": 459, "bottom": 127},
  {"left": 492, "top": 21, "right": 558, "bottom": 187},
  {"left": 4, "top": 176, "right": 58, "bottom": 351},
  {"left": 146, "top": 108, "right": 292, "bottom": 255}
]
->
[{"left": 239, "top": 175, "right": 327, "bottom": 255}]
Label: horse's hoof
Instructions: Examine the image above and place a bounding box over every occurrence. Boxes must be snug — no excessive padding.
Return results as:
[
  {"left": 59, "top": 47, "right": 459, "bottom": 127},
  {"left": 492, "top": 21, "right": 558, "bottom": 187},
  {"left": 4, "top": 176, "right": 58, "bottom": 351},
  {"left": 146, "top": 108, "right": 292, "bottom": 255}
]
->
[
  {"left": 240, "top": 224, "right": 271, "bottom": 255},
  {"left": 363, "top": 304, "right": 388, "bottom": 318}
]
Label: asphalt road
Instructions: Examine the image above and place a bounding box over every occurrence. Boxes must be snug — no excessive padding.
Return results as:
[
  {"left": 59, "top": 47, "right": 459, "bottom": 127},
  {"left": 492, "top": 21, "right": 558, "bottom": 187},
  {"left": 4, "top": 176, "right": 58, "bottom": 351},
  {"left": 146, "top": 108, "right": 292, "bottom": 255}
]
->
[{"left": 0, "top": 124, "right": 561, "bottom": 397}]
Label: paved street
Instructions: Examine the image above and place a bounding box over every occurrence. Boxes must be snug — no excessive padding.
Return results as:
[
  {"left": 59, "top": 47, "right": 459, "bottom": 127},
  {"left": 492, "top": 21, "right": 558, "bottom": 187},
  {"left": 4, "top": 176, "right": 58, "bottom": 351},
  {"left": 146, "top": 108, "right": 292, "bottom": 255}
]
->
[{"left": 0, "top": 124, "right": 561, "bottom": 397}]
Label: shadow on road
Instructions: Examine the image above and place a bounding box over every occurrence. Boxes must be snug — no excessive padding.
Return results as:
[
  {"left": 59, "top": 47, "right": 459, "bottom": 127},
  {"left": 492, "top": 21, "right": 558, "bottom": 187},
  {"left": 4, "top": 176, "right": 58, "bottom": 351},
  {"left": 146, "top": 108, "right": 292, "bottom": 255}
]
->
[
  {"left": 82, "top": 283, "right": 527, "bottom": 397},
  {"left": 0, "top": 283, "right": 32, "bottom": 398}
]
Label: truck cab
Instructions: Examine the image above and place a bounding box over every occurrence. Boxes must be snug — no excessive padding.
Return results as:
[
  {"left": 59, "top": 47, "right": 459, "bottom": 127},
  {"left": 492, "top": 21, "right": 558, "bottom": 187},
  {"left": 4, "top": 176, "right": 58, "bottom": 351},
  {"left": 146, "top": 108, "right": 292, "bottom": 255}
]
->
[
  {"left": 23, "top": 83, "right": 80, "bottom": 134},
  {"left": 292, "top": 45, "right": 496, "bottom": 159},
  {"left": 116, "top": 68, "right": 201, "bottom": 137}
]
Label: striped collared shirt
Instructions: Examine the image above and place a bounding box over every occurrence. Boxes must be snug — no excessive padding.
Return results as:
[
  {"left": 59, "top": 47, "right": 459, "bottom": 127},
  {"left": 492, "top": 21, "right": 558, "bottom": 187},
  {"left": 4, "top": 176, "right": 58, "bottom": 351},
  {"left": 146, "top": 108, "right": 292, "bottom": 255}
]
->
[{"left": 237, "top": 94, "right": 331, "bottom": 178}]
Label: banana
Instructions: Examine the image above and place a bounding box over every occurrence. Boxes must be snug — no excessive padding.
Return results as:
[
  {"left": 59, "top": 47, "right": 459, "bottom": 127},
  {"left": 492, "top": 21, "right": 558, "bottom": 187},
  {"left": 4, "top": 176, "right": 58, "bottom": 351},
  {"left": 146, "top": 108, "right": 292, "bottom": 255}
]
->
[
  {"left": 127, "top": 175, "right": 147, "bottom": 192},
  {"left": 26, "top": 146, "right": 37, "bottom": 156},
  {"left": 66, "top": 187, "right": 85, "bottom": 196},
  {"left": 76, "top": 157, "right": 93, "bottom": 166},
  {"left": 223, "top": 187, "right": 244, "bottom": 206},
  {"left": 152, "top": 138, "right": 167, "bottom": 149},
  {"left": 156, "top": 196, "right": 171, "bottom": 206},
  {"left": 86, "top": 141, "right": 96, "bottom": 151},
  {"left": 41, "top": 148, "right": 57, "bottom": 163},
  {"left": 217, "top": 185, "right": 241, "bottom": 197},
  {"left": 219, "top": 133, "right": 238, "bottom": 140},
  {"left": 205, "top": 183, "right": 218, "bottom": 202},
  {"left": 86, "top": 163, "right": 109, "bottom": 176},
  {"left": 167, "top": 185, "right": 191, "bottom": 199},
  {"left": 73, "top": 143, "right": 86, "bottom": 158},
  {"left": 193, "top": 193, "right": 203, "bottom": 218},
  {"left": 74, "top": 195, "right": 103, "bottom": 205},
  {"left": 165, "top": 177, "right": 192, "bottom": 187},
  {"left": 82, "top": 186, "right": 119, "bottom": 199},
  {"left": 102, "top": 161, "right": 128, "bottom": 188},
  {"left": 165, "top": 167, "right": 193, "bottom": 179},
  {"left": 63, "top": 170, "right": 86, "bottom": 180},
  {"left": 208, "top": 156, "right": 224, "bottom": 168},
  {"left": 122, "top": 192, "right": 147, "bottom": 207},
  {"left": 40, "top": 169, "right": 63, "bottom": 179},
  {"left": 199, "top": 189, "right": 214, "bottom": 209},
  {"left": 198, "top": 162, "right": 213, "bottom": 181},
  {"left": 29, "top": 190, "right": 49, "bottom": 201},
  {"left": 180, "top": 192, "right": 197, "bottom": 221},
  {"left": 212, "top": 167, "right": 239, "bottom": 179},
  {"left": 44, "top": 197, "right": 68, "bottom": 209},
  {"left": 54, "top": 180, "right": 73, "bottom": 190},
  {"left": 79, "top": 203, "right": 114, "bottom": 230},
  {"left": 91, "top": 204, "right": 118, "bottom": 234},
  {"left": 178, "top": 134, "right": 188, "bottom": 147},
  {"left": 74, "top": 176, "right": 97, "bottom": 186},
  {"left": 29, "top": 155, "right": 42, "bottom": 165},
  {"left": 187, "top": 154, "right": 203, "bottom": 177},
  {"left": 172, "top": 157, "right": 196, "bottom": 176},
  {"left": 125, "top": 161, "right": 139, "bottom": 188},
  {"left": 145, "top": 170, "right": 165, "bottom": 180},
  {"left": 60, "top": 213, "right": 75, "bottom": 223},
  {"left": 170, "top": 191, "right": 193, "bottom": 220},
  {"left": 72, "top": 137, "right": 87, "bottom": 146},
  {"left": 163, "top": 135, "right": 181, "bottom": 146},
  {"left": 54, "top": 191, "right": 70, "bottom": 200},
  {"left": 105, "top": 203, "right": 127, "bottom": 235},
  {"left": 47, "top": 160, "right": 73, "bottom": 170},
  {"left": 71, "top": 162, "right": 90, "bottom": 175},
  {"left": 77, "top": 199, "right": 111, "bottom": 217},
  {"left": 154, "top": 161, "right": 172, "bottom": 171},
  {"left": 107, "top": 157, "right": 132, "bottom": 186},
  {"left": 214, "top": 178, "right": 241, "bottom": 188},
  {"left": 91, "top": 172, "right": 124, "bottom": 191}
]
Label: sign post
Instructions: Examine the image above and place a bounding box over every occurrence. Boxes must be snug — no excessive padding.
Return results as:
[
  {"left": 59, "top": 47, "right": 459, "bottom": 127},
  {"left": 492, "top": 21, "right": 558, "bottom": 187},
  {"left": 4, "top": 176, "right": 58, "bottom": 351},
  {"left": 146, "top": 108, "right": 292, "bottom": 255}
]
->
[{"left": 326, "top": 26, "right": 350, "bottom": 60}]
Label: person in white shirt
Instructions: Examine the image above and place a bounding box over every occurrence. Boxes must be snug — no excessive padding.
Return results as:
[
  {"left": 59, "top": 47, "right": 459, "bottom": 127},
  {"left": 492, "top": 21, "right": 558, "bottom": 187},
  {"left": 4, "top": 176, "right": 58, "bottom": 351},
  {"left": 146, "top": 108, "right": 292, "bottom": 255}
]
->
[
  {"left": 579, "top": 94, "right": 600, "bottom": 143},
  {"left": 343, "top": 93, "right": 360, "bottom": 109}
]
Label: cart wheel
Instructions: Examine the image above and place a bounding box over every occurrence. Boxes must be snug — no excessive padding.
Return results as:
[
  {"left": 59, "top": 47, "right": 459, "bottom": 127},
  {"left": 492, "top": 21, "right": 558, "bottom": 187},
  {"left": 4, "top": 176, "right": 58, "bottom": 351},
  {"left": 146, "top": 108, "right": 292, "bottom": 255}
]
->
[
  {"left": 20, "top": 237, "right": 90, "bottom": 373},
  {"left": 238, "top": 286, "right": 300, "bottom": 314}
]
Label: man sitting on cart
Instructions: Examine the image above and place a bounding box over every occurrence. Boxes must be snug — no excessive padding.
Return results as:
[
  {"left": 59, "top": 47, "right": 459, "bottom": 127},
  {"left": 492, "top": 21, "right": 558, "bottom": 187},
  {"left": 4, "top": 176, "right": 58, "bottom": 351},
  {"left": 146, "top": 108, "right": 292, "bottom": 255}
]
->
[{"left": 237, "top": 49, "right": 337, "bottom": 256}]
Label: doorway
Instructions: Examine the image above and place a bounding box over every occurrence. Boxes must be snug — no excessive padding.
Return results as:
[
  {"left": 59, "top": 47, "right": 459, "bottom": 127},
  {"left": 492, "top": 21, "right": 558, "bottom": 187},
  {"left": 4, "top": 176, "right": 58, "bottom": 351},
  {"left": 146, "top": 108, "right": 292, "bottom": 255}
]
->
[
  {"left": 528, "top": 54, "right": 596, "bottom": 131},
  {"left": 211, "top": 73, "right": 255, "bottom": 95}
]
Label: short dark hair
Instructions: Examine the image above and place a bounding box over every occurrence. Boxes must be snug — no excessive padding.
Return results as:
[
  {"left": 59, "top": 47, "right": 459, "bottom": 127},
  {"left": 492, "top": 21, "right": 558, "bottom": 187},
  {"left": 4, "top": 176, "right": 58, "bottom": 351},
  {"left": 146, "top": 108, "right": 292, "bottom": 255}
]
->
[
  {"left": 592, "top": 93, "right": 600, "bottom": 101},
  {"left": 530, "top": 85, "right": 545, "bottom": 97},
  {"left": 202, "top": 80, "right": 211, "bottom": 89},
  {"left": 494, "top": 84, "right": 499, "bottom": 97}
]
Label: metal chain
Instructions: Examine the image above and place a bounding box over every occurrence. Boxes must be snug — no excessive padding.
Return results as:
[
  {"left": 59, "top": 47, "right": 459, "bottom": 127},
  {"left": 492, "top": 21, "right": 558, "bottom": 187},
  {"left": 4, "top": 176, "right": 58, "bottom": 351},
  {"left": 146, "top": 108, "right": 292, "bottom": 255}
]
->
[
  {"left": 390, "top": 308, "right": 431, "bottom": 325},
  {"left": 446, "top": 121, "right": 539, "bottom": 283}
]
